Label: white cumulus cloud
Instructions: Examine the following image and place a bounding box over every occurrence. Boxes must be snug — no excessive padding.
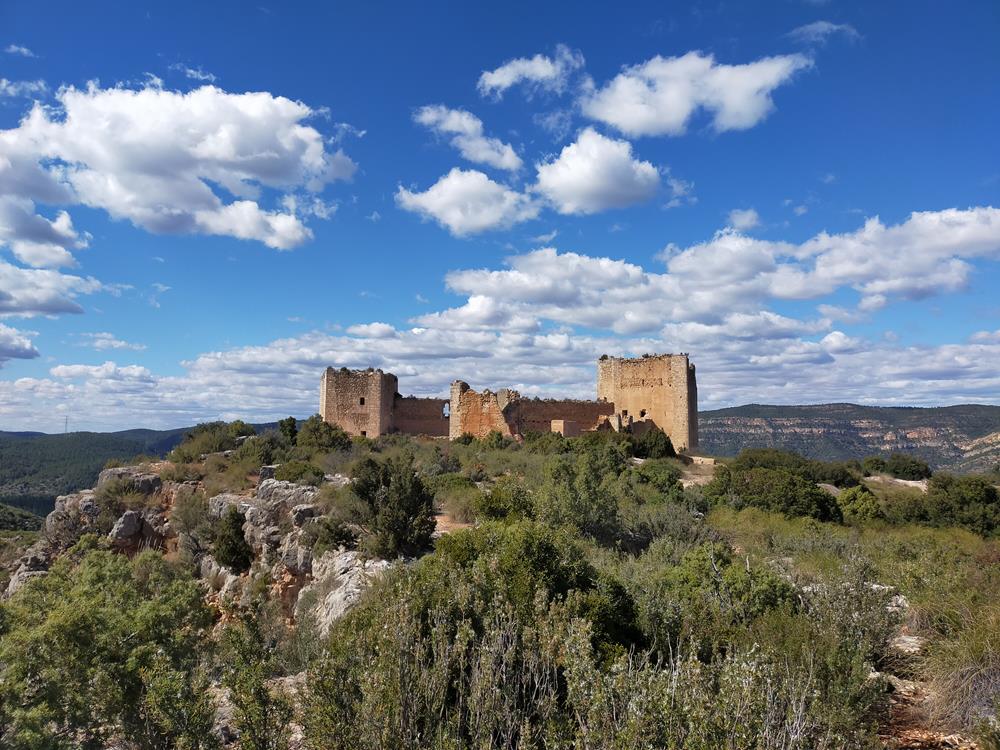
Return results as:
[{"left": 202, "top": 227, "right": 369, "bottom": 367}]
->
[
  {"left": 580, "top": 51, "right": 812, "bottom": 137},
  {"left": 414, "top": 105, "right": 522, "bottom": 171},
  {"left": 534, "top": 128, "right": 660, "bottom": 214},
  {"left": 396, "top": 168, "right": 539, "bottom": 236}
]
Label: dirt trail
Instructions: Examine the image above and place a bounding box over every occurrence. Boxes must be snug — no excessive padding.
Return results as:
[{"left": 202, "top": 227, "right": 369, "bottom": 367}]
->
[{"left": 879, "top": 632, "right": 979, "bottom": 749}]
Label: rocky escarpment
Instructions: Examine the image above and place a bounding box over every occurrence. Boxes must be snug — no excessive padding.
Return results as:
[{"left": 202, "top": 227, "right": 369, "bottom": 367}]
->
[
  {"left": 3, "top": 466, "right": 390, "bottom": 638},
  {"left": 699, "top": 403, "right": 1000, "bottom": 472}
]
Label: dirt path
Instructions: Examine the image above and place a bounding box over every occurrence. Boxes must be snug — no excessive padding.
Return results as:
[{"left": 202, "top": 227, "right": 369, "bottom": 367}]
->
[{"left": 879, "top": 633, "right": 979, "bottom": 749}]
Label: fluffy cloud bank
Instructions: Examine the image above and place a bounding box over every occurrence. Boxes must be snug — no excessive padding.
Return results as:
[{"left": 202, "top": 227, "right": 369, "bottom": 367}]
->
[
  {"left": 7, "top": 204, "right": 995, "bottom": 430},
  {"left": 0, "top": 81, "right": 358, "bottom": 364},
  {"left": 0, "top": 83, "right": 356, "bottom": 254},
  {"left": 580, "top": 51, "right": 812, "bottom": 136},
  {"left": 397, "top": 128, "right": 662, "bottom": 234}
]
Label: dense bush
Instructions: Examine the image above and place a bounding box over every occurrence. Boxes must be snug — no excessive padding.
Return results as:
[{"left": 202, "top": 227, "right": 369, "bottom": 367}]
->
[
  {"left": 631, "top": 426, "right": 676, "bottom": 459},
  {"left": 885, "top": 452, "right": 933, "bottom": 480},
  {"left": 303, "top": 516, "right": 893, "bottom": 749},
  {"left": 474, "top": 476, "right": 534, "bottom": 521},
  {"left": 0, "top": 542, "right": 215, "bottom": 748},
  {"left": 729, "top": 448, "right": 861, "bottom": 488},
  {"left": 297, "top": 414, "right": 351, "bottom": 453},
  {"left": 837, "top": 484, "right": 883, "bottom": 522},
  {"left": 534, "top": 451, "right": 619, "bottom": 541},
  {"left": 705, "top": 464, "right": 843, "bottom": 522},
  {"left": 214, "top": 506, "right": 254, "bottom": 573},
  {"left": 350, "top": 453, "right": 435, "bottom": 557}
]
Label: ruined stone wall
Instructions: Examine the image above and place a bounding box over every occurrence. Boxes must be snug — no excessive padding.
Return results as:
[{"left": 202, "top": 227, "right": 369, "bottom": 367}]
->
[
  {"left": 320, "top": 368, "right": 396, "bottom": 437},
  {"left": 449, "top": 381, "right": 518, "bottom": 439},
  {"left": 392, "top": 396, "right": 450, "bottom": 437},
  {"left": 513, "top": 399, "right": 615, "bottom": 435},
  {"left": 596, "top": 354, "right": 698, "bottom": 451}
]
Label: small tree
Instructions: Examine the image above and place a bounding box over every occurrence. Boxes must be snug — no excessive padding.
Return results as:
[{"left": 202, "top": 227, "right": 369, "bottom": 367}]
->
[
  {"left": 350, "top": 454, "right": 435, "bottom": 557},
  {"left": 297, "top": 414, "right": 351, "bottom": 453},
  {"left": 278, "top": 416, "right": 298, "bottom": 446},
  {"left": 215, "top": 506, "right": 254, "bottom": 573},
  {"left": 221, "top": 609, "right": 292, "bottom": 750}
]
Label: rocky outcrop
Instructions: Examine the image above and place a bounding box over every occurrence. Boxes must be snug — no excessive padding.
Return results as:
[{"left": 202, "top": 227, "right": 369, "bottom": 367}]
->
[
  {"left": 97, "top": 466, "right": 162, "bottom": 495},
  {"left": 44, "top": 490, "right": 101, "bottom": 547},
  {"left": 4, "top": 540, "right": 54, "bottom": 598},
  {"left": 296, "top": 549, "right": 391, "bottom": 637}
]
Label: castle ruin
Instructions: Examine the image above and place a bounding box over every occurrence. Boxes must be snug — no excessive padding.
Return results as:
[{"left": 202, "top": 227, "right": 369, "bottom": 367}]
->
[{"left": 319, "top": 353, "right": 698, "bottom": 451}]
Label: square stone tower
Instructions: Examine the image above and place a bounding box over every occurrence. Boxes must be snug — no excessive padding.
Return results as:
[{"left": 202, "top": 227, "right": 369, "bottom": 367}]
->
[
  {"left": 596, "top": 354, "right": 698, "bottom": 451},
  {"left": 320, "top": 367, "right": 397, "bottom": 437}
]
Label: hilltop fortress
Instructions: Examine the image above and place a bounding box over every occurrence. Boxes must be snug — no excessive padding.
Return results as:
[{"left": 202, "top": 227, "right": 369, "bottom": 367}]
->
[{"left": 320, "top": 353, "right": 698, "bottom": 452}]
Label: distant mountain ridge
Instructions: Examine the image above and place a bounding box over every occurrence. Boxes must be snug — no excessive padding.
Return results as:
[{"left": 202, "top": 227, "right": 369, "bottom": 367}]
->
[{"left": 699, "top": 403, "right": 1000, "bottom": 472}]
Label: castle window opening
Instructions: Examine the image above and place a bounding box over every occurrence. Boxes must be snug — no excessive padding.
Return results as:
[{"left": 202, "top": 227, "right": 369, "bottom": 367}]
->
[
  {"left": 640, "top": 409, "right": 646, "bottom": 418},
  {"left": 359, "top": 397, "right": 365, "bottom": 405},
  {"left": 361, "top": 430, "right": 366, "bottom": 436},
  {"left": 442, "top": 402, "right": 450, "bottom": 418},
  {"left": 622, "top": 409, "right": 628, "bottom": 417}
]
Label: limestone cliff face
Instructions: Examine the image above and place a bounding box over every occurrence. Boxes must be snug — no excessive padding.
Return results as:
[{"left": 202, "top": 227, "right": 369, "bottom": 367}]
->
[{"left": 698, "top": 403, "right": 1000, "bottom": 472}]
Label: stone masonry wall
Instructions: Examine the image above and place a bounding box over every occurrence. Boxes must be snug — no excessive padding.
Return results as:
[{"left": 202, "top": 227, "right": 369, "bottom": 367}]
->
[
  {"left": 513, "top": 399, "right": 615, "bottom": 435},
  {"left": 392, "top": 396, "right": 450, "bottom": 437},
  {"left": 449, "top": 381, "right": 517, "bottom": 439},
  {"left": 596, "top": 354, "right": 698, "bottom": 451},
  {"left": 320, "top": 368, "right": 396, "bottom": 437}
]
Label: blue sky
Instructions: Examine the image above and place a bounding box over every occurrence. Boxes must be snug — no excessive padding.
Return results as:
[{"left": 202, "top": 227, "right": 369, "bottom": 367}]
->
[{"left": 1, "top": 0, "right": 998, "bottom": 431}]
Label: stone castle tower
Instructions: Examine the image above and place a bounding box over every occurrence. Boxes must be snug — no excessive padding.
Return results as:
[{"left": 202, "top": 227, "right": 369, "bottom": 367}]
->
[
  {"left": 320, "top": 353, "right": 698, "bottom": 451},
  {"left": 319, "top": 367, "right": 398, "bottom": 437},
  {"left": 596, "top": 353, "right": 698, "bottom": 451}
]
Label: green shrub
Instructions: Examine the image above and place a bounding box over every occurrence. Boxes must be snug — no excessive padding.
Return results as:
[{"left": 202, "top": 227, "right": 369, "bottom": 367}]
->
[
  {"left": 862, "top": 456, "right": 887, "bottom": 475},
  {"left": 631, "top": 427, "right": 675, "bottom": 459},
  {"left": 278, "top": 416, "right": 298, "bottom": 446},
  {"left": 534, "top": 451, "right": 618, "bottom": 541},
  {"left": 350, "top": 453, "right": 435, "bottom": 558},
  {"left": 474, "top": 476, "right": 533, "bottom": 521},
  {"left": 0, "top": 548, "right": 213, "bottom": 747},
  {"left": 634, "top": 458, "right": 682, "bottom": 493},
  {"left": 838, "top": 484, "right": 883, "bottom": 522},
  {"left": 297, "top": 414, "right": 351, "bottom": 454},
  {"left": 885, "top": 452, "right": 933, "bottom": 480},
  {"left": 477, "top": 429, "right": 511, "bottom": 451},
  {"left": 705, "top": 465, "right": 843, "bottom": 522},
  {"left": 300, "top": 516, "right": 358, "bottom": 556},
  {"left": 168, "top": 420, "right": 256, "bottom": 463},
  {"left": 221, "top": 607, "right": 292, "bottom": 750},
  {"left": 274, "top": 460, "right": 324, "bottom": 486},
  {"left": 214, "top": 506, "right": 254, "bottom": 573}
]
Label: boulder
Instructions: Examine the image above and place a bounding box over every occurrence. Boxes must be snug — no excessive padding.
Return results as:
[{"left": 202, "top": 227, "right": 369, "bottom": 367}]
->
[
  {"left": 256, "top": 478, "right": 319, "bottom": 508},
  {"left": 108, "top": 510, "right": 143, "bottom": 547},
  {"left": 259, "top": 465, "right": 279, "bottom": 480},
  {"left": 291, "top": 504, "right": 318, "bottom": 527},
  {"left": 4, "top": 540, "right": 54, "bottom": 598},
  {"left": 297, "top": 549, "right": 392, "bottom": 637},
  {"left": 44, "top": 490, "right": 100, "bottom": 546},
  {"left": 207, "top": 493, "right": 249, "bottom": 520},
  {"left": 323, "top": 473, "right": 351, "bottom": 489}
]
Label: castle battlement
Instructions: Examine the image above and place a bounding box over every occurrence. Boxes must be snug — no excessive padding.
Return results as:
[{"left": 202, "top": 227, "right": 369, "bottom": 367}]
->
[{"left": 320, "top": 354, "right": 698, "bottom": 451}]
